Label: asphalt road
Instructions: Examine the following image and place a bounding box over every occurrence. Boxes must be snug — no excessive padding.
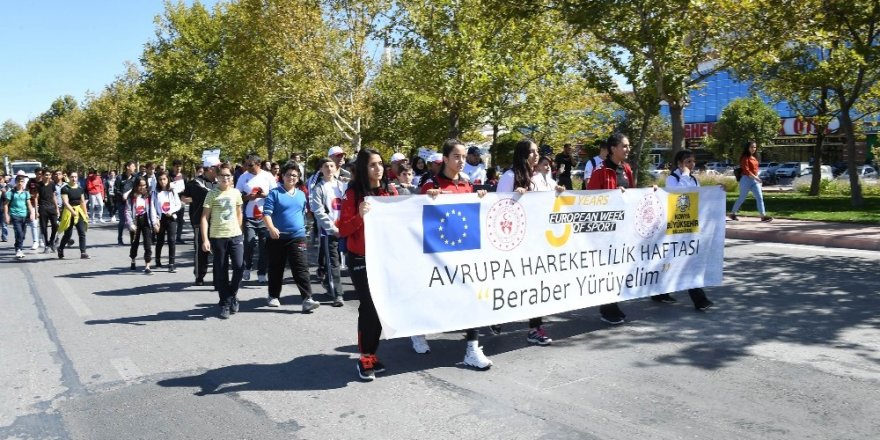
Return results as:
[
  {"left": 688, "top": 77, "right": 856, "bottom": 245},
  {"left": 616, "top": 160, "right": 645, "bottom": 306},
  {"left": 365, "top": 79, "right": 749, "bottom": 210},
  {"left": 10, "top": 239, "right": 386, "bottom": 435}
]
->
[{"left": 1, "top": 222, "right": 878, "bottom": 439}]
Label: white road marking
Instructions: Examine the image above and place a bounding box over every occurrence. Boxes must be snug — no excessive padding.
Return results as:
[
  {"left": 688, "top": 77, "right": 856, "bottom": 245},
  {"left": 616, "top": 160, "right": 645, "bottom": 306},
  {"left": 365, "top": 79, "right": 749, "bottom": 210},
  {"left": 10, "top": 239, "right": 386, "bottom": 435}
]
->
[
  {"left": 54, "top": 278, "right": 93, "bottom": 317},
  {"left": 110, "top": 357, "right": 144, "bottom": 381},
  {"left": 745, "top": 241, "right": 879, "bottom": 257}
]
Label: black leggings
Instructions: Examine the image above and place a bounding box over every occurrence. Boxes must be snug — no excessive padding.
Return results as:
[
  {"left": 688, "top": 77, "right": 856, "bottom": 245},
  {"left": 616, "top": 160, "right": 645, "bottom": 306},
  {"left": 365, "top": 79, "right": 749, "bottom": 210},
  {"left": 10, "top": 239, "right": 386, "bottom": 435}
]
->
[
  {"left": 129, "top": 215, "right": 153, "bottom": 263},
  {"left": 38, "top": 207, "right": 58, "bottom": 247},
  {"left": 59, "top": 217, "right": 86, "bottom": 254},
  {"left": 155, "top": 215, "right": 177, "bottom": 264},
  {"left": 349, "top": 253, "right": 381, "bottom": 355}
]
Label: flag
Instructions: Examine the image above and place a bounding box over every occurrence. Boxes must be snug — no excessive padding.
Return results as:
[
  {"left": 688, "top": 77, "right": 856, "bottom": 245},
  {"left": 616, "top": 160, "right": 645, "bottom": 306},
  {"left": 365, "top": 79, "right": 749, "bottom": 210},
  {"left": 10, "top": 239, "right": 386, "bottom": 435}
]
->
[{"left": 422, "top": 203, "right": 481, "bottom": 253}]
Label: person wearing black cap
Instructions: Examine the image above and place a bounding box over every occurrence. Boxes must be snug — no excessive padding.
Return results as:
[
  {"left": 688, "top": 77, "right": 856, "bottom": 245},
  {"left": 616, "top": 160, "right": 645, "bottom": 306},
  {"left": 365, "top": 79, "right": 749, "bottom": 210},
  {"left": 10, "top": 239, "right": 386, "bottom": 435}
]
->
[
  {"left": 462, "top": 146, "right": 487, "bottom": 184},
  {"left": 555, "top": 143, "right": 575, "bottom": 190},
  {"left": 180, "top": 159, "right": 218, "bottom": 286}
]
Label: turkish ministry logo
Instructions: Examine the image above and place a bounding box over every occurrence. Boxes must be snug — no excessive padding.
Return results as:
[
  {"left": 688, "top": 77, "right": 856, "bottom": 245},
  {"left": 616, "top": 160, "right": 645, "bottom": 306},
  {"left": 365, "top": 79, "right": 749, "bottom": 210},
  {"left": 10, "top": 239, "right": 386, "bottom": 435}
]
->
[{"left": 422, "top": 203, "right": 481, "bottom": 253}]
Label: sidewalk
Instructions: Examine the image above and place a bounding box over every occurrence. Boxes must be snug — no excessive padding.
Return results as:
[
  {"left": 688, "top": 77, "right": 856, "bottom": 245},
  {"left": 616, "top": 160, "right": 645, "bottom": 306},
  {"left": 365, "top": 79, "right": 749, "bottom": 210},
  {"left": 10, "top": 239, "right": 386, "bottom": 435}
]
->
[{"left": 725, "top": 217, "right": 880, "bottom": 251}]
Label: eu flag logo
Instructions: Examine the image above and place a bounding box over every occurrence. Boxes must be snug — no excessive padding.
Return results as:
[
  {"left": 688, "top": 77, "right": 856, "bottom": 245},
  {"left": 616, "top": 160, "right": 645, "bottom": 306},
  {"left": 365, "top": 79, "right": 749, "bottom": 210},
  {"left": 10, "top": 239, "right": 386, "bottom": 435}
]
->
[{"left": 423, "top": 203, "right": 481, "bottom": 253}]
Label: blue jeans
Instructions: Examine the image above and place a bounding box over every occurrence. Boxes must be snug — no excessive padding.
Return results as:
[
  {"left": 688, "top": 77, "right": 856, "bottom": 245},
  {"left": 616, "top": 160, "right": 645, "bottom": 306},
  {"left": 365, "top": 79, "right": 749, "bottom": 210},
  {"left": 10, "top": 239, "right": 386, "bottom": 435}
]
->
[
  {"left": 731, "top": 178, "right": 766, "bottom": 216},
  {"left": 10, "top": 215, "right": 27, "bottom": 251},
  {"left": 0, "top": 208, "right": 8, "bottom": 241},
  {"left": 243, "top": 218, "right": 268, "bottom": 275}
]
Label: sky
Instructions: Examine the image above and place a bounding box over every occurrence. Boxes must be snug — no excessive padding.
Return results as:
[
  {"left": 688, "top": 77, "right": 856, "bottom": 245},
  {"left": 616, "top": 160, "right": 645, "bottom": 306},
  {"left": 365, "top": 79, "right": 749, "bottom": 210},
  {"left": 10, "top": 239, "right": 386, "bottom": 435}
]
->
[{"left": 0, "top": 1, "right": 217, "bottom": 127}]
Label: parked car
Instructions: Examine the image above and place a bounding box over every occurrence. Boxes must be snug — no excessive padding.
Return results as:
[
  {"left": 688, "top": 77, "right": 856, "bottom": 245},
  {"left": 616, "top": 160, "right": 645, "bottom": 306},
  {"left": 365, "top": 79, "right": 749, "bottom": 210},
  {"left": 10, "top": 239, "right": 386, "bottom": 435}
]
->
[
  {"left": 793, "top": 165, "right": 834, "bottom": 186},
  {"left": 775, "top": 162, "right": 810, "bottom": 178},
  {"left": 836, "top": 165, "right": 878, "bottom": 180},
  {"left": 704, "top": 161, "right": 731, "bottom": 173},
  {"left": 758, "top": 162, "right": 780, "bottom": 183}
]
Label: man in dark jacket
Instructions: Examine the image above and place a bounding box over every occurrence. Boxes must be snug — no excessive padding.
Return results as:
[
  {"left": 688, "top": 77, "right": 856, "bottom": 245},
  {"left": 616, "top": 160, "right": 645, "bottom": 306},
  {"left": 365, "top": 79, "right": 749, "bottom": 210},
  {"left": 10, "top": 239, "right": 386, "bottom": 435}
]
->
[
  {"left": 114, "top": 161, "right": 138, "bottom": 245},
  {"left": 180, "top": 160, "right": 218, "bottom": 286}
]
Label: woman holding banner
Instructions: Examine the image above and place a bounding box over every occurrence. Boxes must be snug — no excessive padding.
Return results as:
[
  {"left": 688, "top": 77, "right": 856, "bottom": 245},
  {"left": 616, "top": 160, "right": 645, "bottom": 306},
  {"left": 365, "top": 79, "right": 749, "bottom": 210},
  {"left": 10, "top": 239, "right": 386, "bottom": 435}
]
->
[
  {"left": 414, "top": 138, "right": 493, "bottom": 370},
  {"left": 663, "top": 149, "right": 715, "bottom": 310},
  {"left": 497, "top": 139, "right": 564, "bottom": 346},
  {"left": 587, "top": 133, "right": 634, "bottom": 325},
  {"left": 339, "top": 149, "right": 398, "bottom": 382}
]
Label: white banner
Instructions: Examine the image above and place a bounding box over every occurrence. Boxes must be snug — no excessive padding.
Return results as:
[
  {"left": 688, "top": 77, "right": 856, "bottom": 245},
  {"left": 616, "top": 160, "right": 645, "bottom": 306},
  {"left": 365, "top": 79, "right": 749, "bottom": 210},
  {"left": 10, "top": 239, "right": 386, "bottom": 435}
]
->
[{"left": 364, "top": 187, "right": 726, "bottom": 338}]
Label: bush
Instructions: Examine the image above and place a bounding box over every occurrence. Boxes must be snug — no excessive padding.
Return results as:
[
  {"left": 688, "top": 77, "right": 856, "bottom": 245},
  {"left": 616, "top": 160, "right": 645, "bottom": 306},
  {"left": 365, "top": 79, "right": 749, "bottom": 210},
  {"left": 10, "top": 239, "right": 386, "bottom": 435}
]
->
[
  {"left": 696, "top": 174, "right": 739, "bottom": 192},
  {"left": 794, "top": 178, "right": 880, "bottom": 196}
]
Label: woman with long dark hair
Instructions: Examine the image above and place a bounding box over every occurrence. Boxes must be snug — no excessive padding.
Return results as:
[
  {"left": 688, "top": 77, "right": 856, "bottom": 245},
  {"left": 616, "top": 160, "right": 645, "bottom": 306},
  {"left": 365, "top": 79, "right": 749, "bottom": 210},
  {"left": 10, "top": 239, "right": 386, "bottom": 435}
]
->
[
  {"left": 730, "top": 141, "right": 772, "bottom": 222},
  {"left": 338, "top": 149, "right": 399, "bottom": 381},
  {"left": 126, "top": 177, "right": 159, "bottom": 274},
  {"left": 153, "top": 171, "right": 182, "bottom": 272},
  {"left": 497, "top": 139, "right": 563, "bottom": 345},
  {"left": 587, "top": 133, "right": 634, "bottom": 325}
]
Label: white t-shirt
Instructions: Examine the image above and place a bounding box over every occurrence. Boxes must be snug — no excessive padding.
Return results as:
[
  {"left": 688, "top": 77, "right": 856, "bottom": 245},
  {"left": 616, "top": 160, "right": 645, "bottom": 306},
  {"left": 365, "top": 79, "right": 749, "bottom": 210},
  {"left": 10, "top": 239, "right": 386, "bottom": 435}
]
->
[
  {"left": 496, "top": 170, "right": 515, "bottom": 192},
  {"left": 462, "top": 162, "right": 487, "bottom": 184},
  {"left": 235, "top": 170, "right": 277, "bottom": 219},
  {"left": 583, "top": 155, "right": 604, "bottom": 180},
  {"left": 531, "top": 172, "right": 557, "bottom": 192},
  {"left": 665, "top": 169, "right": 700, "bottom": 188},
  {"left": 321, "top": 179, "right": 346, "bottom": 225}
]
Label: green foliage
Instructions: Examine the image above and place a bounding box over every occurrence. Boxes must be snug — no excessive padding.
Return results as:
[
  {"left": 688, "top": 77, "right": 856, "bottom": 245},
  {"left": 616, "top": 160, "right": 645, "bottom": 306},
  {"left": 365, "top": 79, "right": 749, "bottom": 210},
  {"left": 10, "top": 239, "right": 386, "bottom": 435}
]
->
[
  {"left": 794, "top": 178, "right": 880, "bottom": 197},
  {"left": 696, "top": 175, "right": 739, "bottom": 193},
  {"left": 704, "top": 96, "right": 780, "bottom": 161}
]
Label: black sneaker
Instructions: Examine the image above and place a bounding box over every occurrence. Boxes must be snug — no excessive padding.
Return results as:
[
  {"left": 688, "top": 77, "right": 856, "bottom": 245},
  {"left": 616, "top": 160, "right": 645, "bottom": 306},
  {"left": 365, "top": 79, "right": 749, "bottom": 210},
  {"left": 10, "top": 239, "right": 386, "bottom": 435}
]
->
[
  {"left": 168, "top": 264, "right": 176, "bottom": 273},
  {"left": 728, "top": 213, "right": 739, "bottom": 221},
  {"left": 144, "top": 268, "right": 153, "bottom": 275},
  {"left": 130, "top": 262, "right": 136, "bottom": 270},
  {"left": 373, "top": 357, "right": 386, "bottom": 374},
  {"left": 155, "top": 261, "right": 163, "bottom": 268},
  {"left": 195, "top": 278, "right": 204, "bottom": 286},
  {"left": 651, "top": 293, "right": 677, "bottom": 303},
  {"left": 356, "top": 356, "right": 375, "bottom": 381},
  {"left": 80, "top": 253, "right": 90, "bottom": 260},
  {"left": 219, "top": 307, "right": 231, "bottom": 319},
  {"left": 695, "top": 300, "right": 715, "bottom": 311},
  {"left": 761, "top": 216, "right": 774, "bottom": 222},
  {"left": 600, "top": 313, "right": 625, "bottom": 325},
  {"left": 57, "top": 248, "right": 64, "bottom": 259}
]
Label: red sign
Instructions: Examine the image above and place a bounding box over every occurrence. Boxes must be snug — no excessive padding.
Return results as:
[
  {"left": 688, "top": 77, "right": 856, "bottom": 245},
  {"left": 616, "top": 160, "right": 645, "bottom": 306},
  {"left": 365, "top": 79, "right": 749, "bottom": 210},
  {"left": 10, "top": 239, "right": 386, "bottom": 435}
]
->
[
  {"left": 779, "top": 117, "right": 839, "bottom": 136},
  {"left": 684, "top": 123, "right": 715, "bottom": 139}
]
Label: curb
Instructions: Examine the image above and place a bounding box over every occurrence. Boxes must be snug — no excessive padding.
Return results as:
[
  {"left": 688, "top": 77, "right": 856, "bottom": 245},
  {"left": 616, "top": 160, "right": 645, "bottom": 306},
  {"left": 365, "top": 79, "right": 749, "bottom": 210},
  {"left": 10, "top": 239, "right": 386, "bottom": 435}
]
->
[{"left": 725, "top": 228, "right": 880, "bottom": 252}]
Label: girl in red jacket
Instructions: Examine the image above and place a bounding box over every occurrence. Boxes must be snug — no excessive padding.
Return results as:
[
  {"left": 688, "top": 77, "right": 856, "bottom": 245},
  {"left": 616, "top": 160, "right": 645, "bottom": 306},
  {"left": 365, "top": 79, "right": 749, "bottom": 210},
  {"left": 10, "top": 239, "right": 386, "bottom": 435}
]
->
[
  {"left": 338, "top": 148, "right": 398, "bottom": 381},
  {"left": 587, "top": 133, "right": 634, "bottom": 325}
]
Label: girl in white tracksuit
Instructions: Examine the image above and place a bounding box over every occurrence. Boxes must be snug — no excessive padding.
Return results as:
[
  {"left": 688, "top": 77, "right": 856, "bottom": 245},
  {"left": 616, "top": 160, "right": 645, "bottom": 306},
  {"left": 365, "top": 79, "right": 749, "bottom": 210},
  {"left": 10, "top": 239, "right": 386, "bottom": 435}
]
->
[
  {"left": 153, "top": 171, "right": 183, "bottom": 272},
  {"left": 127, "top": 177, "right": 160, "bottom": 274}
]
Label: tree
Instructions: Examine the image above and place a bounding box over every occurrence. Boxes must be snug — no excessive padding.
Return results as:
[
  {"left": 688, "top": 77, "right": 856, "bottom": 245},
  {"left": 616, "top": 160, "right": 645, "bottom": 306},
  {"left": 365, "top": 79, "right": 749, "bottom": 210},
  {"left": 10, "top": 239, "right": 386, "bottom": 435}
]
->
[
  {"left": 391, "top": 0, "right": 574, "bottom": 140},
  {"left": 705, "top": 96, "right": 780, "bottom": 161},
  {"left": 0, "top": 120, "right": 26, "bottom": 158}
]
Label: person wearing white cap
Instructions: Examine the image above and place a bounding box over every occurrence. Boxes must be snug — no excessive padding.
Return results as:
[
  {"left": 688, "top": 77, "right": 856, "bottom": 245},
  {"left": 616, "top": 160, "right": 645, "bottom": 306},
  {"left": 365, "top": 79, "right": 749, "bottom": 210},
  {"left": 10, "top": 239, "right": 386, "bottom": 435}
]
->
[
  {"left": 180, "top": 157, "right": 219, "bottom": 286},
  {"left": 327, "top": 146, "right": 352, "bottom": 182},
  {"left": 388, "top": 152, "right": 407, "bottom": 181}
]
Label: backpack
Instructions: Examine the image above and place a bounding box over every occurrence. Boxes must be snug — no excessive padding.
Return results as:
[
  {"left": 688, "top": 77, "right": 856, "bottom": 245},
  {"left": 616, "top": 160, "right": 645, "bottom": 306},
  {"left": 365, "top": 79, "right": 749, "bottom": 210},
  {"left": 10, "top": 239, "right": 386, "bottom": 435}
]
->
[{"left": 733, "top": 167, "right": 743, "bottom": 182}]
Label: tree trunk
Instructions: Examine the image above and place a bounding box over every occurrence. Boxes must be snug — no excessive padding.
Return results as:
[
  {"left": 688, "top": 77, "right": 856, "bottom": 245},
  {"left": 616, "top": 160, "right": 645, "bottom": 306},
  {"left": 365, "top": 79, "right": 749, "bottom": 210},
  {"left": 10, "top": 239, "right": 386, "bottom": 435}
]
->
[
  {"left": 447, "top": 107, "right": 460, "bottom": 139},
  {"left": 809, "top": 88, "right": 829, "bottom": 197},
  {"left": 265, "top": 107, "right": 275, "bottom": 162},
  {"left": 631, "top": 113, "right": 651, "bottom": 187},
  {"left": 353, "top": 117, "right": 362, "bottom": 153},
  {"left": 837, "top": 106, "right": 864, "bottom": 207},
  {"left": 491, "top": 123, "right": 499, "bottom": 168},
  {"left": 668, "top": 100, "right": 686, "bottom": 154}
]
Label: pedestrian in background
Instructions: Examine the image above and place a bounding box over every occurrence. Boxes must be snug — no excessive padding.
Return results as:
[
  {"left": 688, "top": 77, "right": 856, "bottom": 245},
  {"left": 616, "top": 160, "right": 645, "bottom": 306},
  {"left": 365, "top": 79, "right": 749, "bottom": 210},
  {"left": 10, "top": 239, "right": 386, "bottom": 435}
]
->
[
  {"left": 4, "top": 175, "right": 32, "bottom": 259},
  {"left": 126, "top": 177, "right": 159, "bottom": 273},
  {"left": 57, "top": 171, "right": 90, "bottom": 260},
  {"left": 154, "top": 171, "right": 182, "bottom": 273},
  {"left": 730, "top": 141, "right": 773, "bottom": 222},
  {"left": 86, "top": 169, "right": 105, "bottom": 223}
]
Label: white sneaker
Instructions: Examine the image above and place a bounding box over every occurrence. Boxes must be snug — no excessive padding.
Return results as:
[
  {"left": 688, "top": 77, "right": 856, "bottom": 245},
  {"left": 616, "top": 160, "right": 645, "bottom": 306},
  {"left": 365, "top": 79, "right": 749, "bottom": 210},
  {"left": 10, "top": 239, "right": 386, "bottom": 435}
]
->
[
  {"left": 411, "top": 335, "right": 431, "bottom": 354},
  {"left": 463, "top": 345, "right": 493, "bottom": 370},
  {"left": 242, "top": 270, "right": 251, "bottom": 281},
  {"left": 31, "top": 242, "right": 39, "bottom": 250},
  {"left": 267, "top": 297, "right": 281, "bottom": 307},
  {"left": 16, "top": 250, "right": 25, "bottom": 259},
  {"left": 257, "top": 274, "right": 267, "bottom": 283},
  {"left": 111, "top": 216, "right": 118, "bottom": 222},
  {"left": 38, "top": 240, "right": 45, "bottom": 247},
  {"left": 301, "top": 298, "right": 320, "bottom": 313}
]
